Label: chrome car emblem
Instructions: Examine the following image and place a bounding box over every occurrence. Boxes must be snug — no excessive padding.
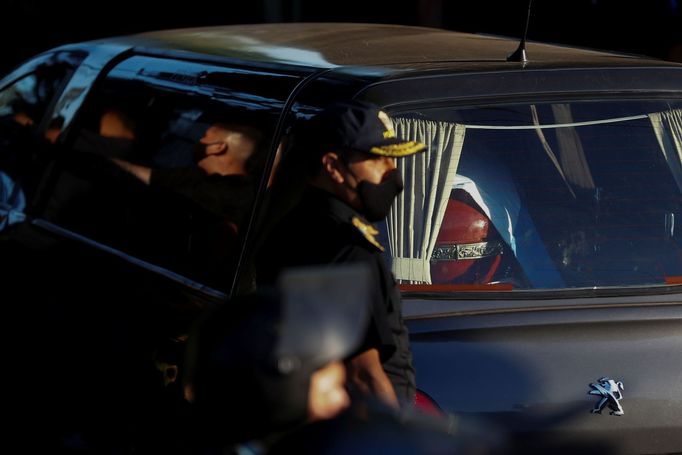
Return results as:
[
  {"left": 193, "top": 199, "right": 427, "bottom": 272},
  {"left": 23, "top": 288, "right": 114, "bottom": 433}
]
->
[
  {"left": 431, "top": 241, "right": 504, "bottom": 261},
  {"left": 589, "top": 377, "right": 625, "bottom": 416}
]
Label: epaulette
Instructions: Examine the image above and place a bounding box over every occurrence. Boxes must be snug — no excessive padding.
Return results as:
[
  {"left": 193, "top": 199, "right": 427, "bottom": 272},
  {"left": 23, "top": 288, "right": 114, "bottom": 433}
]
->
[{"left": 351, "top": 216, "right": 385, "bottom": 252}]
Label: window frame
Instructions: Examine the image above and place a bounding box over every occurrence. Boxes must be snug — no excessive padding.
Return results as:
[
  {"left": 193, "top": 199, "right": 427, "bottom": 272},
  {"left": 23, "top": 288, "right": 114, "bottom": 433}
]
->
[{"left": 40, "top": 53, "right": 312, "bottom": 294}]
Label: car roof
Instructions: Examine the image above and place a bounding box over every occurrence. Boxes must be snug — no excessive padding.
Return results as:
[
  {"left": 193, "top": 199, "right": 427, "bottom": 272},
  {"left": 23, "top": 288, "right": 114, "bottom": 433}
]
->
[{"left": 98, "top": 22, "right": 679, "bottom": 73}]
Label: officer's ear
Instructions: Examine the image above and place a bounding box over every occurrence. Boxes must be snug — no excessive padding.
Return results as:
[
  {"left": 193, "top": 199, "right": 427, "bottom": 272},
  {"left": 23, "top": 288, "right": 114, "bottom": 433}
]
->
[
  {"left": 321, "top": 152, "right": 345, "bottom": 184},
  {"left": 202, "top": 140, "right": 228, "bottom": 157},
  {"left": 214, "top": 141, "right": 229, "bottom": 156}
]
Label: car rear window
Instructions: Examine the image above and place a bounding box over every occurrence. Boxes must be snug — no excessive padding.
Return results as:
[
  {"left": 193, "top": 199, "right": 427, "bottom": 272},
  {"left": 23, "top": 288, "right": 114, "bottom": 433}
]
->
[{"left": 383, "top": 100, "right": 682, "bottom": 291}]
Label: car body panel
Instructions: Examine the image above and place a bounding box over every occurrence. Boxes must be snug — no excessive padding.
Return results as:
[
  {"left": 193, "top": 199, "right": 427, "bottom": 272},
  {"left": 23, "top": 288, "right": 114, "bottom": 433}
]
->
[
  {"left": 406, "top": 297, "right": 682, "bottom": 453},
  {"left": 127, "top": 23, "right": 664, "bottom": 69}
]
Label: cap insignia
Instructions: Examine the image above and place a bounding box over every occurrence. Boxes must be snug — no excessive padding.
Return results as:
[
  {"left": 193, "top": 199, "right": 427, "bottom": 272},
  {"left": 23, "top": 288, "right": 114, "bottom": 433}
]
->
[
  {"left": 370, "top": 141, "right": 427, "bottom": 157},
  {"left": 352, "top": 216, "right": 384, "bottom": 252},
  {"left": 378, "top": 111, "right": 396, "bottom": 139}
]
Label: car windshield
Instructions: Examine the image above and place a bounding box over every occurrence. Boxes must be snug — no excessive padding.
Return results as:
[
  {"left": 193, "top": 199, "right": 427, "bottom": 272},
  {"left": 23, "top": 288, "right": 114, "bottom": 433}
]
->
[{"left": 382, "top": 100, "right": 682, "bottom": 290}]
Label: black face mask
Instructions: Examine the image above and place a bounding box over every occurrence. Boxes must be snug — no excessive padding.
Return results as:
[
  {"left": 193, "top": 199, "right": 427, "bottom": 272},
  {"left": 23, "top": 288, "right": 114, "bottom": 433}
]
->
[{"left": 355, "top": 169, "right": 404, "bottom": 222}]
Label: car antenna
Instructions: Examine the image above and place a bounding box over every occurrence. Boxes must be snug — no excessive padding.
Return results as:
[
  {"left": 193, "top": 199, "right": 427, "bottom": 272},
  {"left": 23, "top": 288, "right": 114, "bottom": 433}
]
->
[{"left": 507, "top": 0, "right": 534, "bottom": 63}]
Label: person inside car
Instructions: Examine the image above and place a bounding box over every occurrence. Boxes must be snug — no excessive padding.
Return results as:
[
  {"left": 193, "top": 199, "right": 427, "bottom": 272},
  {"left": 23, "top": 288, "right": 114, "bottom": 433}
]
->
[
  {"left": 257, "top": 101, "right": 426, "bottom": 409},
  {"left": 70, "top": 106, "right": 139, "bottom": 160},
  {"left": 0, "top": 103, "right": 61, "bottom": 228},
  {"left": 113, "top": 122, "right": 264, "bottom": 286},
  {"left": 40, "top": 106, "right": 143, "bottom": 242},
  {"left": 112, "top": 122, "right": 261, "bottom": 219}
]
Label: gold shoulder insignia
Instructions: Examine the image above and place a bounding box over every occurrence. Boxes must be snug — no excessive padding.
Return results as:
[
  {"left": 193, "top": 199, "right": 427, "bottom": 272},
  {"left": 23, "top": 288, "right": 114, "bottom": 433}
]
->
[{"left": 351, "top": 216, "right": 385, "bottom": 252}]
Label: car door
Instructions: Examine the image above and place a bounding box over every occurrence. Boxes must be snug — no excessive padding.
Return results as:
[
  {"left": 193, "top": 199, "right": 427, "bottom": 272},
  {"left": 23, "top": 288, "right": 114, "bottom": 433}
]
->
[{"left": 1, "top": 51, "right": 309, "bottom": 452}]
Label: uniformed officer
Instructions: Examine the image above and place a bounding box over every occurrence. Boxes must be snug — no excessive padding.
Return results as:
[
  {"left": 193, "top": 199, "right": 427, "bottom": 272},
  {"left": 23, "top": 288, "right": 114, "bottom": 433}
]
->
[{"left": 258, "top": 101, "right": 426, "bottom": 408}]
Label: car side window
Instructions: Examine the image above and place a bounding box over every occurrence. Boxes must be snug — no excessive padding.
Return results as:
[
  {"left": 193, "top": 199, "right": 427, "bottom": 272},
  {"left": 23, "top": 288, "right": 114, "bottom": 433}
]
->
[
  {"left": 41, "top": 56, "right": 302, "bottom": 291},
  {"left": 0, "top": 52, "right": 84, "bottom": 229},
  {"left": 381, "top": 100, "right": 682, "bottom": 291}
]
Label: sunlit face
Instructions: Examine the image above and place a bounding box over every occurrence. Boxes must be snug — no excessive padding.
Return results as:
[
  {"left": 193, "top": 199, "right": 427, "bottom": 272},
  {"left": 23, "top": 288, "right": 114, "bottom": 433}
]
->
[{"left": 307, "top": 361, "right": 349, "bottom": 422}]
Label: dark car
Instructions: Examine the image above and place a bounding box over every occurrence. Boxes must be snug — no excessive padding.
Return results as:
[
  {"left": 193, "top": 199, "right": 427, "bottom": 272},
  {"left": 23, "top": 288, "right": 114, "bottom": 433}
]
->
[{"left": 2, "top": 23, "right": 682, "bottom": 453}]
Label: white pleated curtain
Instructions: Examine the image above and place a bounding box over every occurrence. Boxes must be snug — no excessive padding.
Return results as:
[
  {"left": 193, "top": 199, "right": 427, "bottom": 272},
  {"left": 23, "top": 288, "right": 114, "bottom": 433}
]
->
[
  {"left": 650, "top": 109, "right": 682, "bottom": 192},
  {"left": 530, "top": 104, "right": 595, "bottom": 199},
  {"left": 388, "top": 118, "right": 466, "bottom": 284}
]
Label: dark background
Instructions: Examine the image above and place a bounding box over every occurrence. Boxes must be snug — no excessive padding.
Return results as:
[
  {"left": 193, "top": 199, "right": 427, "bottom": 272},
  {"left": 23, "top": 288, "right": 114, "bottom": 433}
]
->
[{"left": 3, "top": 0, "right": 682, "bottom": 74}]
